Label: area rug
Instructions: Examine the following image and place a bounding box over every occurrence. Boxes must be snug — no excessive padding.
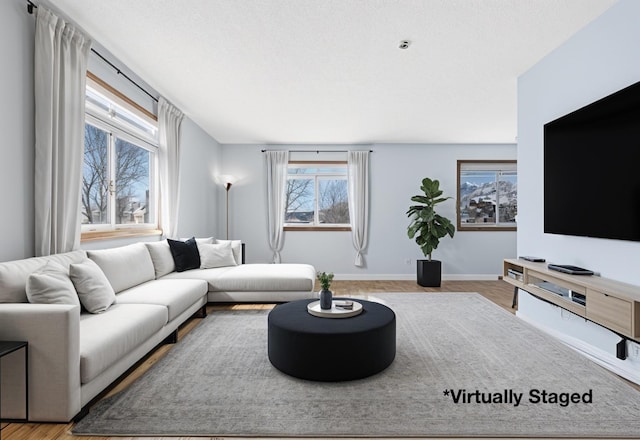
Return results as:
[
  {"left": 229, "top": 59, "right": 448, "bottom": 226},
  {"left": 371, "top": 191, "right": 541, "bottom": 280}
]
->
[{"left": 73, "top": 293, "right": 640, "bottom": 437}]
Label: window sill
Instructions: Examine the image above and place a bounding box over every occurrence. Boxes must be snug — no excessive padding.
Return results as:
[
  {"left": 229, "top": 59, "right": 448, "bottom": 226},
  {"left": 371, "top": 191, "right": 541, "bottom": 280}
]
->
[
  {"left": 81, "top": 228, "right": 163, "bottom": 242},
  {"left": 458, "top": 226, "right": 517, "bottom": 232},
  {"left": 284, "top": 226, "right": 351, "bottom": 232}
]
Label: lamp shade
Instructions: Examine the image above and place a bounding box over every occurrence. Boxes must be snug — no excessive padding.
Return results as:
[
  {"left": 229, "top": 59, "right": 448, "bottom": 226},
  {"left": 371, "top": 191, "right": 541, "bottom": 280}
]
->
[{"left": 217, "top": 174, "right": 237, "bottom": 190}]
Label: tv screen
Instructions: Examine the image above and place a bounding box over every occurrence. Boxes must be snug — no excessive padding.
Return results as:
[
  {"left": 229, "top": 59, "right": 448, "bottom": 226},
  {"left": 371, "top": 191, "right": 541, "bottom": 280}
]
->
[{"left": 544, "top": 80, "right": 640, "bottom": 242}]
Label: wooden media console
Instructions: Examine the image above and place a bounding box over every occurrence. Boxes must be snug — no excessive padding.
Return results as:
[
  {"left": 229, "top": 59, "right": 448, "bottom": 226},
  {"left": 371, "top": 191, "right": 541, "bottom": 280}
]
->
[{"left": 504, "top": 258, "right": 640, "bottom": 342}]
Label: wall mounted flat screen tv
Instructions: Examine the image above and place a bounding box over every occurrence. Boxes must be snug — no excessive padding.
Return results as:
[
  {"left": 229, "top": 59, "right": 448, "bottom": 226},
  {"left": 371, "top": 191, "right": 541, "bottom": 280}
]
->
[{"left": 544, "top": 80, "right": 640, "bottom": 242}]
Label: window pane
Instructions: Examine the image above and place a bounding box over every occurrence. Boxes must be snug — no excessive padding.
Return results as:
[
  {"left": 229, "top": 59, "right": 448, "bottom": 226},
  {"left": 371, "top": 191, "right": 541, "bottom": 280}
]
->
[
  {"left": 498, "top": 172, "right": 517, "bottom": 223},
  {"left": 458, "top": 161, "right": 517, "bottom": 230},
  {"left": 318, "top": 179, "right": 349, "bottom": 224},
  {"left": 86, "top": 88, "right": 111, "bottom": 114},
  {"left": 86, "top": 86, "right": 157, "bottom": 139},
  {"left": 81, "top": 124, "right": 109, "bottom": 224},
  {"left": 289, "top": 167, "right": 315, "bottom": 175},
  {"left": 459, "top": 171, "right": 497, "bottom": 225},
  {"left": 115, "top": 138, "right": 151, "bottom": 225},
  {"left": 116, "top": 107, "right": 157, "bottom": 138},
  {"left": 285, "top": 178, "right": 314, "bottom": 223},
  {"left": 288, "top": 167, "right": 346, "bottom": 174}
]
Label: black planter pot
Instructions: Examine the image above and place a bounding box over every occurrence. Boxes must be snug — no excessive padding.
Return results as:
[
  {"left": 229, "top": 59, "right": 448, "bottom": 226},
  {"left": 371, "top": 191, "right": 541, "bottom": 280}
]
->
[{"left": 417, "top": 259, "right": 442, "bottom": 287}]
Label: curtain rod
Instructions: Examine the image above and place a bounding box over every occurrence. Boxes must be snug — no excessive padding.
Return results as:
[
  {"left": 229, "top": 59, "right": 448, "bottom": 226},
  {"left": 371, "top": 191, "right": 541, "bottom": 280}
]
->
[
  {"left": 26, "top": 1, "right": 159, "bottom": 103},
  {"left": 89, "top": 50, "right": 159, "bottom": 102},
  {"left": 261, "top": 149, "right": 373, "bottom": 153}
]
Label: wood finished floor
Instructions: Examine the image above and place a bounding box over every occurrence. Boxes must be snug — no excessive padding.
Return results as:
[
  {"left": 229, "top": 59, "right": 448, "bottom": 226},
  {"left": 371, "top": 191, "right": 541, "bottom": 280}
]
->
[{"left": 2, "top": 280, "right": 636, "bottom": 440}]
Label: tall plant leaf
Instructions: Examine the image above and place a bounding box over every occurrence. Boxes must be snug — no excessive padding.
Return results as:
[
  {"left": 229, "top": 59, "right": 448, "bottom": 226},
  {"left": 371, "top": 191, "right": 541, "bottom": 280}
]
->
[{"left": 406, "top": 178, "right": 455, "bottom": 260}]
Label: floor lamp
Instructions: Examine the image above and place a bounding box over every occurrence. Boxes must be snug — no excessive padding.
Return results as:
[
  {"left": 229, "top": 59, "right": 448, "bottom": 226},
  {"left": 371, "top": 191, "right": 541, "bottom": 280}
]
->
[{"left": 219, "top": 175, "right": 236, "bottom": 239}]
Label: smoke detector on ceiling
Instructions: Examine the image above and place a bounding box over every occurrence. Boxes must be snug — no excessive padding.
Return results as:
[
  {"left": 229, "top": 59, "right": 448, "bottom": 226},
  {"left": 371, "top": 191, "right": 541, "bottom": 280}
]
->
[{"left": 399, "top": 40, "right": 411, "bottom": 49}]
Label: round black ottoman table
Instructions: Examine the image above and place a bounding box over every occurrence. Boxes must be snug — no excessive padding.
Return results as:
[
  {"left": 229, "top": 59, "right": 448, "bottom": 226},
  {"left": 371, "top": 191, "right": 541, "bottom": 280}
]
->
[{"left": 267, "top": 298, "right": 396, "bottom": 381}]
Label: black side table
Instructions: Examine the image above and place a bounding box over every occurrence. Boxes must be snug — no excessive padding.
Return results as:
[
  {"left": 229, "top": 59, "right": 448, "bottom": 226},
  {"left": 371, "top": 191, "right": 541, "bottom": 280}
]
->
[{"left": 0, "top": 341, "right": 28, "bottom": 435}]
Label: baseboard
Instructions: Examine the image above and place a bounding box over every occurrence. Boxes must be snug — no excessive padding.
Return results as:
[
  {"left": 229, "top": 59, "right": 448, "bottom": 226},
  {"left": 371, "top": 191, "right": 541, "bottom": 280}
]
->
[{"left": 334, "top": 274, "right": 501, "bottom": 281}]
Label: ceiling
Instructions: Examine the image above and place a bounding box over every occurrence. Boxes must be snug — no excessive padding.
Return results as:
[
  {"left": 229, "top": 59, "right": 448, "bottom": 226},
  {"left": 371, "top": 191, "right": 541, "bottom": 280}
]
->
[{"left": 51, "top": 0, "right": 618, "bottom": 145}]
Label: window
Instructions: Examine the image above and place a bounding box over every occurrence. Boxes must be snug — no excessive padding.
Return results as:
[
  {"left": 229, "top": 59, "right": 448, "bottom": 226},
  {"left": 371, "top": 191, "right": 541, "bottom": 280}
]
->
[
  {"left": 81, "top": 76, "right": 159, "bottom": 237},
  {"left": 285, "top": 162, "right": 351, "bottom": 230},
  {"left": 457, "top": 160, "right": 517, "bottom": 231}
]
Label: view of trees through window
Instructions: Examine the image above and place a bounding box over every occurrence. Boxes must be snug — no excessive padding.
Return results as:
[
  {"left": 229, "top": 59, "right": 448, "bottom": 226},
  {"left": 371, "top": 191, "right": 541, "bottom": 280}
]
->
[
  {"left": 82, "top": 124, "right": 108, "bottom": 224},
  {"left": 285, "top": 165, "right": 349, "bottom": 226},
  {"left": 82, "top": 123, "right": 151, "bottom": 226}
]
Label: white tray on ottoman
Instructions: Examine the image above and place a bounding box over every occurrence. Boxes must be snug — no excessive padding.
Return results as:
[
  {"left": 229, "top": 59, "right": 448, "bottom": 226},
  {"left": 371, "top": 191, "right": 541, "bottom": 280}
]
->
[{"left": 307, "top": 300, "right": 363, "bottom": 318}]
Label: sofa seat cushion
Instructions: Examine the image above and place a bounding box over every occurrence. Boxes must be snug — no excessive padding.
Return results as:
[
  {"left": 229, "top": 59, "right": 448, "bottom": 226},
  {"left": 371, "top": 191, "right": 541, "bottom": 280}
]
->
[
  {"left": 116, "top": 279, "right": 207, "bottom": 321},
  {"left": 79, "top": 303, "right": 168, "bottom": 384},
  {"left": 162, "top": 264, "right": 316, "bottom": 292}
]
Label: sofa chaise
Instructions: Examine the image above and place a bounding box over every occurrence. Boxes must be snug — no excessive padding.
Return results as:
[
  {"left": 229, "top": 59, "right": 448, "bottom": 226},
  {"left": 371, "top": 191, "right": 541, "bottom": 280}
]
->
[{"left": 0, "top": 239, "right": 315, "bottom": 422}]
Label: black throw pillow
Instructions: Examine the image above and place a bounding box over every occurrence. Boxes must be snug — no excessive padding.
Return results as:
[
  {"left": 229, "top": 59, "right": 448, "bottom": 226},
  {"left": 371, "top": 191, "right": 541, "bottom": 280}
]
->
[{"left": 167, "top": 237, "right": 201, "bottom": 272}]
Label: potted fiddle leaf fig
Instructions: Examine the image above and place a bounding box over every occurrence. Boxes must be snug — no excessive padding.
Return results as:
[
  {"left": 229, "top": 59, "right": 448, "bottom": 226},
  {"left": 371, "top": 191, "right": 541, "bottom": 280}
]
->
[{"left": 406, "top": 177, "right": 455, "bottom": 287}]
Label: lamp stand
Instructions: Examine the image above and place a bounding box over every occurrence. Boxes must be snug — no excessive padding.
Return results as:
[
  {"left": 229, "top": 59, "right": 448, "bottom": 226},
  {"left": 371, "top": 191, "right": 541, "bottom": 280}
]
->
[{"left": 225, "top": 182, "right": 232, "bottom": 239}]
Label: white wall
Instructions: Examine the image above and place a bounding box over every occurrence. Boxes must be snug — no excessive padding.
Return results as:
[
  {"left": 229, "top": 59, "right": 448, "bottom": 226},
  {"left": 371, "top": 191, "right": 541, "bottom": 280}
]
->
[
  {"left": 175, "top": 118, "right": 221, "bottom": 239},
  {"left": 0, "top": 1, "right": 35, "bottom": 261},
  {"left": 0, "top": 1, "right": 220, "bottom": 258},
  {"left": 518, "top": 0, "right": 640, "bottom": 285},
  {"left": 517, "top": 0, "right": 640, "bottom": 382},
  {"left": 222, "top": 143, "right": 516, "bottom": 278}
]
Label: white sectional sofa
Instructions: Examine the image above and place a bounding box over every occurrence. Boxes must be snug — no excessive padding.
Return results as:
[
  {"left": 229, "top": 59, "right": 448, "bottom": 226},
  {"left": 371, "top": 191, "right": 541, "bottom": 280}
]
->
[
  {"left": 145, "top": 238, "right": 316, "bottom": 303},
  {"left": 0, "top": 239, "right": 315, "bottom": 422}
]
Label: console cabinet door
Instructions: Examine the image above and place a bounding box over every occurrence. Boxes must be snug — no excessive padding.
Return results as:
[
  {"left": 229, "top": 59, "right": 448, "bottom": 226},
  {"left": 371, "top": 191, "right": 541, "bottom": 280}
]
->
[{"left": 587, "top": 289, "right": 632, "bottom": 337}]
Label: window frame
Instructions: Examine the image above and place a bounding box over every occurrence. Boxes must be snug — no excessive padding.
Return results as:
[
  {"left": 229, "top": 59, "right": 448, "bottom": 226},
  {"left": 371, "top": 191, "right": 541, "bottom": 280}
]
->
[
  {"left": 284, "top": 161, "right": 352, "bottom": 232},
  {"left": 456, "top": 160, "right": 517, "bottom": 232},
  {"left": 80, "top": 73, "right": 160, "bottom": 241}
]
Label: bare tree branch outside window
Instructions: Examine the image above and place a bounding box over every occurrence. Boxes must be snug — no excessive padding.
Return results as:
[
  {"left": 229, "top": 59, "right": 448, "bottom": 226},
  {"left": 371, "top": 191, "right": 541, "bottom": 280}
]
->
[
  {"left": 115, "top": 138, "right": 149, "bottom": 224},
  {"left": 81, "top": 124, "right": 109, "bottom": 224},
  {"left": 285, "top": 168, "right": 314, "bottom": 223},
  {"left": 284, "top": 165, "right": 350, "bottom": 226},
  {"left": 81, "top": 124, "right": 150, "bottom": 225},
  {"left": 319, "top": 179, "right": 349, "bottom": 223}
]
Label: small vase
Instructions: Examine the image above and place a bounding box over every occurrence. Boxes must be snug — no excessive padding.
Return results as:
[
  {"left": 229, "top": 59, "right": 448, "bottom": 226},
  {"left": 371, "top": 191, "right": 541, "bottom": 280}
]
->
[{"left": 320, "top": 289, "right": 333, "bottom": 310}]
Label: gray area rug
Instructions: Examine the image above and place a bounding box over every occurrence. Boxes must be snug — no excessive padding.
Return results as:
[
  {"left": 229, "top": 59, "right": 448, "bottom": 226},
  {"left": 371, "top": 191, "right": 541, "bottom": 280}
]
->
[{"left": 73, "top": 293, "right": 640, "bottom": 437}]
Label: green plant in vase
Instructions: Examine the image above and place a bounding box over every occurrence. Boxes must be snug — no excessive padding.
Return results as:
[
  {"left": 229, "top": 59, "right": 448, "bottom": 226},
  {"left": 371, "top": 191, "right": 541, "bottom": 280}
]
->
[{"left": 317, "top": 271, "right": 334, "bottom": 310}]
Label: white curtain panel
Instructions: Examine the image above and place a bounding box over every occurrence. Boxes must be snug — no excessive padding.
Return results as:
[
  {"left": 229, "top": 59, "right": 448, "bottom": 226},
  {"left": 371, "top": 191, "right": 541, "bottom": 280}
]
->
[
  {"left": 347, "top": 151, "right": 370, "bottom": 266},
  {"left": 34, "top": 7, "right": 91, "bottom": 257},
  {"left": 158, "top": 97, "right": 184, "bottom": 239},
  {"left": 265, "top": 151, "right": 289, "bottom": 263}
]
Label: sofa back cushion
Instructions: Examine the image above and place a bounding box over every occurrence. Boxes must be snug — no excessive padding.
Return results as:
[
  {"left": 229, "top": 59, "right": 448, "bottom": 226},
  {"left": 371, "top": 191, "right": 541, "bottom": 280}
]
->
[
  {"left": 144, "top": 240, "right": 175, "bottom": 278},
  {"left": 0, "top": 250, "right": 87, "bottom": 303},
  {"left": 87, "top": 243, "right": 155, "bottom": 293}
]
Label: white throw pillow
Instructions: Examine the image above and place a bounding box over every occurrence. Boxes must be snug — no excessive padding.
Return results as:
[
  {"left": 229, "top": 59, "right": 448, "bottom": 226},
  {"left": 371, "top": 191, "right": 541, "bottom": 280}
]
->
[
  {"left": 215, "top": 239, "right": 242, "bottom": 265},
  {"left": 26, "top": 261, "right": 80, "bottom": 306},
  {"left": 199, "top": 242, "right": 237, "bottom": 269},
  {"left": 145, "top": 240, "right": 176, "bottom": 278},
  {"left": 69, "top": 259, "right": 116, "bottom": 314}
]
